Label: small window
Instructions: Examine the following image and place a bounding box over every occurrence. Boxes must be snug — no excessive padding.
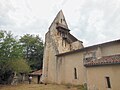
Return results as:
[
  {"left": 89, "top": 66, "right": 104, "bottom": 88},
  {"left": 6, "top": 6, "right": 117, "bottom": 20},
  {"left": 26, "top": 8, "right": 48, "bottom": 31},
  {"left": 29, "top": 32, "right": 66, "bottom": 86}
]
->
[
  {"left": 61, "top": 19, "right": 62, "bottom": 23},
  {"left": 105, "top": 77, "right": 111, "bottom": 88},
  {"left": 65, "top": 40, "right": 66, "bottom": 47},
  {"left": 56, "top": 22, "right": 59, "bottom": 25},
  {"left": 74, "top": 68, "right": 77, "bottom": 79},
  {"left": 62, "top": 39, "right": 63, "bottom": 46}
]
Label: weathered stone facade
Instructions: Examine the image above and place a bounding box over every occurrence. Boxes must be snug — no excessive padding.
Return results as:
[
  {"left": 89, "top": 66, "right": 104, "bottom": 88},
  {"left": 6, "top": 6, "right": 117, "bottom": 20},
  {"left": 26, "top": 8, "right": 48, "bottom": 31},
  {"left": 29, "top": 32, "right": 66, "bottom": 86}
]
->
[
  {"left": 42, "top": 10, "right": 120, "bottom": 90},
  {"left": 42, "top": 10, "right": 83, "bottom": 83}
]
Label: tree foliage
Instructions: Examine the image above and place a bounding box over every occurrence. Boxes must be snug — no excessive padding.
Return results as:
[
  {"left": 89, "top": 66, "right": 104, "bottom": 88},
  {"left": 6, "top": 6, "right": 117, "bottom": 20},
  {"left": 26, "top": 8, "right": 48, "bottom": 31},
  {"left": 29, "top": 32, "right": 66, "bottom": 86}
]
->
[
  {"left": 0, "top": 30, "right": 30, "bottom": 84},
  {"left": 0, "top": 31, "right": 23, "bottom": 60},
  {"left": 20, "top": 34, "right": 44, "bottom": 70},
  {"left": 10, "top": 59, "right": 30, "bottom": 73},
  {"left": 0, "top": 30, "right": 44, "bottom": 84}
]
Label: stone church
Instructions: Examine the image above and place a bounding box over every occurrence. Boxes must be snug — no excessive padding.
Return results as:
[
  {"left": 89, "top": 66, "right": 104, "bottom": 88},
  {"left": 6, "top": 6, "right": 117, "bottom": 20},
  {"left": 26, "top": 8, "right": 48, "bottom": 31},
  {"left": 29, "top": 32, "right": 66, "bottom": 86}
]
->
[{"left": 42, "top": 10, "right": 120, "bottom": 90}]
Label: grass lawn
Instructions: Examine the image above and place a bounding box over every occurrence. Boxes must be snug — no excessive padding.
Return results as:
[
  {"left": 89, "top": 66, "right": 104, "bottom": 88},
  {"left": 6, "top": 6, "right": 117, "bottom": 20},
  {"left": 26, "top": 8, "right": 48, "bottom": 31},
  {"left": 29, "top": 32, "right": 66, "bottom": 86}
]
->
[{"left": 0, "top": 83, "right": 84, "bottom": 90}]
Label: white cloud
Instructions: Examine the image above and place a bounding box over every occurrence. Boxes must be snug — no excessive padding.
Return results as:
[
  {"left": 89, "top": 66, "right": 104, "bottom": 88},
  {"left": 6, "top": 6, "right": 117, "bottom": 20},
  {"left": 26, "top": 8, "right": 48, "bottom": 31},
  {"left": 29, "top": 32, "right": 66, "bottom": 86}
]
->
[
  {"left": 0, "top": 0, "right": 120, "bottom": 46},
  {"left": 68, "top": 0, "right": 120, "bottom": 46}
]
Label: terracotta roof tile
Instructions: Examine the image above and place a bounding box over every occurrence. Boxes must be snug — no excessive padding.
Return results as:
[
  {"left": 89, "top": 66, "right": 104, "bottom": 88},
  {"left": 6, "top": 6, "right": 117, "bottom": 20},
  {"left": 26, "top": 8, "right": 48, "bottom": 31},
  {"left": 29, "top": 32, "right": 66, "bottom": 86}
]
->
[
  {"left": 84, "top": 54, "right": 120, "bottom": 67},
  {"left": 29, "top": 70, "right": 42, "bottom": 76}
]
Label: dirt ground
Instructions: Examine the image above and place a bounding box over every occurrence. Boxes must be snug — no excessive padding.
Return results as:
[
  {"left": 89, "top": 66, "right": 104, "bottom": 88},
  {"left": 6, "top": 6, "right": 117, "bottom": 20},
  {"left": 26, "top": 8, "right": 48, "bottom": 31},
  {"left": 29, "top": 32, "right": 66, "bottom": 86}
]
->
[{"left": 0, "top": 83, "right": 84, "bottom": 90}]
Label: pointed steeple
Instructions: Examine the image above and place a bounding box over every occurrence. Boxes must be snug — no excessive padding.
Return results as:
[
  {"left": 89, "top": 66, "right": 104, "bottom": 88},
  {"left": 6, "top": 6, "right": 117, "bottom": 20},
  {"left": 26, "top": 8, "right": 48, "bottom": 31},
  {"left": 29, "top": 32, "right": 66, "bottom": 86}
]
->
[
  {"left": 49, "top": 10, "right": 69, "bottom": 30},
  {"left": 56, "top": 10, "right": 68, "bottom": 28}
]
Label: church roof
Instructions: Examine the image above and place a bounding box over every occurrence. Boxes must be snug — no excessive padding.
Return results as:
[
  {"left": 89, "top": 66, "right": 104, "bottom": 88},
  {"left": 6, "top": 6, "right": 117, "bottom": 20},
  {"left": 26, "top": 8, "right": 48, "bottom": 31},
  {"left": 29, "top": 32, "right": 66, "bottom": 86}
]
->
[
  {"left": 84, "top": 54, "right": 120, "bottom": 67},
  {"left": 29, "top": 70, "right": 42, "bottom": 76},
  {"left": 56, "top": 23, "right": 69, "bottom": 31},
  {"left": 56, "top": 39, "right": 120, "bottom": 56},
  {"left": 67, "top": 33, "right": 78, "bottom": 42}
]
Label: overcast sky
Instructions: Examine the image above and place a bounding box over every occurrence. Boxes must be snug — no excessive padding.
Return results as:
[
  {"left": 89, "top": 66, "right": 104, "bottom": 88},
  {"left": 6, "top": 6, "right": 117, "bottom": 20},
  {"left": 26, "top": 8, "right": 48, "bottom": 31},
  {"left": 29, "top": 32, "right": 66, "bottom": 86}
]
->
[{"left": 0, "top": 0, "right": 120, "bottom": 46}]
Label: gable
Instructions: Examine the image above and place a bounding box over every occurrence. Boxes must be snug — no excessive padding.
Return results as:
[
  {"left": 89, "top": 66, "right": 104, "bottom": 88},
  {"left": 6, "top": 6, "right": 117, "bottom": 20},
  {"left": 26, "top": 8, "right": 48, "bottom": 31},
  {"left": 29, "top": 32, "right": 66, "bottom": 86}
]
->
[{"left": 49, "top": 10, "right": 68, "bottom": 30}]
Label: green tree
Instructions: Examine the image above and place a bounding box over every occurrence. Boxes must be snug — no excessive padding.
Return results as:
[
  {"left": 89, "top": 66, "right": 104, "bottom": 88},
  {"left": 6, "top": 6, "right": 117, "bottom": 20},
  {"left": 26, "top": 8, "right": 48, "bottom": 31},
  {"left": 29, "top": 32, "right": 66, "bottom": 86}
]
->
[
  {"left": 9, "top": 59, "right": 30, "bottom": 73},
  {"left": 0, "top": 30, "right": 30, "bottom": 84},
  {"left": 20, "top": 34, "right": 44, "bottom": 70}
]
